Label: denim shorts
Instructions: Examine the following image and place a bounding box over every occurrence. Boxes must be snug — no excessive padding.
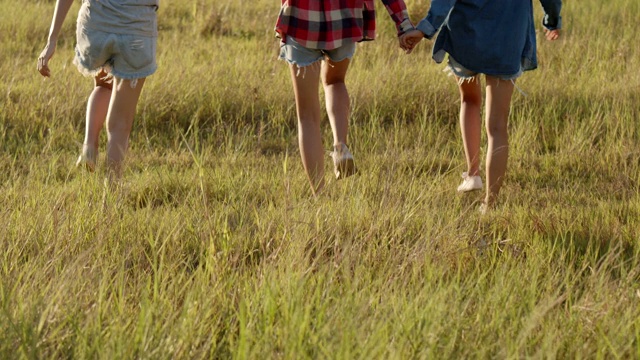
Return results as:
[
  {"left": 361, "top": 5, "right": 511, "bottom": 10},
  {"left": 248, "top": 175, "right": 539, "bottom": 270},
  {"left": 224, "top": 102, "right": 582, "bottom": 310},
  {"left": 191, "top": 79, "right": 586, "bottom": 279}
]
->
[
  {"left": 448, "top": 56, "right": 522, "bottom": 81},
  {"left": 74, "top": 27, "right": 157, "bottom": 80},
  {"left": 279, "top": 37, "right": 356, "bottom": 68}
]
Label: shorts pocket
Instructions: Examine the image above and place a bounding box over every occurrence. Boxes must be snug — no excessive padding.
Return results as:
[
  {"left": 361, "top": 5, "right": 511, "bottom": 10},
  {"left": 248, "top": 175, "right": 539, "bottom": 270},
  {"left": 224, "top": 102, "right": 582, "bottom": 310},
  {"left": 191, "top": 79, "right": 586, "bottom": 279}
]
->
[{"left": 119, "top": 35, "right": 156, "bottom": 70}]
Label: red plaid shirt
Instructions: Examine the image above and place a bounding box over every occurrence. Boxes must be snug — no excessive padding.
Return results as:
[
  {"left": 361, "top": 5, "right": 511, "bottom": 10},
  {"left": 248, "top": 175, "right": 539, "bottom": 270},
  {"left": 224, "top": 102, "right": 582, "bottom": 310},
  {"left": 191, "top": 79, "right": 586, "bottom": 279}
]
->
[{"left": 275, "top": 0, "right": 413, "bottom": 50}]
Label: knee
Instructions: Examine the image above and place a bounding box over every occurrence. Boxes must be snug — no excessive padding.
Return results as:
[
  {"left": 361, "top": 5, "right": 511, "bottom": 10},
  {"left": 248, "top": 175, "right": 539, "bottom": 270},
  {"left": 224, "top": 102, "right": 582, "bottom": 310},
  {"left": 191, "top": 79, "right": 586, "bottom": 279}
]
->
[
  {"left": 322, "top": 69, "right": 347, "bottom": 87},
  {"left": 485, "top": 119, "right": 508, "bottom": 139},
  {"left": 107, "top": 119, "right": 132, "bottom": 135},
  {"left": 295, "top": 102, "right": 322, "bottom": 125},
  {"left": 323, "top": 77, "right": 346, "bottom": 87},
  {"left": 297, "top": 113, "right": 322, "bottom": 126}
]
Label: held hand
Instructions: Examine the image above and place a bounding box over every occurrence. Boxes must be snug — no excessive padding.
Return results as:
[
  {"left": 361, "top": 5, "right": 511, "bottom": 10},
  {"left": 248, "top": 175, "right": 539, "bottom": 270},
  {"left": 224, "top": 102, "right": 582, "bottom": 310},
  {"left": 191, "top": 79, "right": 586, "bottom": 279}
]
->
[
  {"left": 544, "top": 29, "right": 560, "bottom": 41},
  {"left": 400, "top": 30, "right": 424, "bottom": 54},
  {"left": 37, "top": 41, "right": 56, "bottom": 77},
  {"left": 398, "top": 36, "right": 412, "bottom": 54}
]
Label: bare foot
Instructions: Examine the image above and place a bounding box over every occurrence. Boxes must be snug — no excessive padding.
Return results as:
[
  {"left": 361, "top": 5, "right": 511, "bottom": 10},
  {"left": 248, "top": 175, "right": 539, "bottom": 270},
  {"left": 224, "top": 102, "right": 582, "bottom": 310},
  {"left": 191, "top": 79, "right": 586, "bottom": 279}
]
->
[{"left": 76, "top": 144, "right": 97, "bottom": 172}]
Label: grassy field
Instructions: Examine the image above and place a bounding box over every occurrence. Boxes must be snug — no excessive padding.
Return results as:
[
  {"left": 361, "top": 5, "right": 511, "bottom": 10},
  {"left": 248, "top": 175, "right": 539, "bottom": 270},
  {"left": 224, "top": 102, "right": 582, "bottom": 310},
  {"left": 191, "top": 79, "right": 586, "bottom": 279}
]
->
[{"left": 1, "top": 0, "right": 639, "bottom": 358}]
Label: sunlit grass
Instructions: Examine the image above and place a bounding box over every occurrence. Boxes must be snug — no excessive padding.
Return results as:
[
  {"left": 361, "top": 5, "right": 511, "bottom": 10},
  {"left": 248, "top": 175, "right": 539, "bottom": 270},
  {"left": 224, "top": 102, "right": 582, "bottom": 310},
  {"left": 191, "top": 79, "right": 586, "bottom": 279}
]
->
[{"left": 1, "top": 0, "right": 639, "bottom": 358}]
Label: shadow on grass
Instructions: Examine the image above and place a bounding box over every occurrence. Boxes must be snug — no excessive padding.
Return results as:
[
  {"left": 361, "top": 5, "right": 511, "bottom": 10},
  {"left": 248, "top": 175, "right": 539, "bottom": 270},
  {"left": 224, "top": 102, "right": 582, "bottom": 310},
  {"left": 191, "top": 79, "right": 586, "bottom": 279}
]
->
[{"left": 472, "top": 208, "right": 639, "bottom": 283}]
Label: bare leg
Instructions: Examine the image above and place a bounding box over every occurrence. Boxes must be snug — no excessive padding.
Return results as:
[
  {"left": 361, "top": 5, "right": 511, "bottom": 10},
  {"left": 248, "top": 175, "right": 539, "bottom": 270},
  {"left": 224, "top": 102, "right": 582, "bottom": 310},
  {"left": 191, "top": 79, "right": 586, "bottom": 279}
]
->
[
  {"left": 484, "top": 76, "right": 514, "bottom": 207},
  {"left": 78, "top": 70, "right": 112, "bottom": 171},
  {"left": 323, "top": 58, "right": 357, "bottom": 179},
  {"left": 322, "top": 58, "right": 350, "bottom": 147},
  {"left": 105, "top": 77, "right": 146, "bottom": 182},
  {"left": 289, "top": 63, "right": 325, "bottom": 194},
  {"left": 457, "top": 76, "right": 482, "bottom": 177}
]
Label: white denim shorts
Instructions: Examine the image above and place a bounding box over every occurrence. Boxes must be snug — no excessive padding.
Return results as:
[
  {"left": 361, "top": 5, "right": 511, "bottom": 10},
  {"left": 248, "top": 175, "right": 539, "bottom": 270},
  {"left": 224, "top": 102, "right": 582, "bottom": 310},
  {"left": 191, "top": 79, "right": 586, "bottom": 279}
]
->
[{"left": 73, "top": 1, "right": 158, "bottom": 80}]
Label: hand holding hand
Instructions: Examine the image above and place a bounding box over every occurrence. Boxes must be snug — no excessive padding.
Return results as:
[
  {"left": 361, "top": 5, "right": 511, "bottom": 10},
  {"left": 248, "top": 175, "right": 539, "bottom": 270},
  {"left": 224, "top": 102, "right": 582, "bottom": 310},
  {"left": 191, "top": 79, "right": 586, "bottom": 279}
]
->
[
  {"left": 37, "top": 41, "right": 56, "bottom": 77},
  {"left": 544, "top": 28, "right": 560, "bottom": 41},
  {"left": 400, "top": 30, "right": 424, "bottom": 54}
]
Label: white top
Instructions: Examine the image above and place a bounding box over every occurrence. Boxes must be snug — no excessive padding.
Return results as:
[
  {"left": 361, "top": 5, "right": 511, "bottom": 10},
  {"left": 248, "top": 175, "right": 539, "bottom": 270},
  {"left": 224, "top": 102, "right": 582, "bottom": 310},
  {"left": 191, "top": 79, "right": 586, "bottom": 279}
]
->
[{"left": 78, "top": 0, "right": 159, "bottom": 37}]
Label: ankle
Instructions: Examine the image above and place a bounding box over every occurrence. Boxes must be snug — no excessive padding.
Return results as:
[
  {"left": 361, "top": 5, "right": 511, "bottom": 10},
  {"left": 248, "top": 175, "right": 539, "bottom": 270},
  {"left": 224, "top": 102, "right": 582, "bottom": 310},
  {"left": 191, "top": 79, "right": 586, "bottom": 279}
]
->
[
  {"left": 82, "top": 144, "right": 98, "bottom": 154},
  {"left": 333, "top": 142, "right": 347, "bottom": 151},
  {"left": 483, "top": 196, "right": 496, "bottom": 208}
]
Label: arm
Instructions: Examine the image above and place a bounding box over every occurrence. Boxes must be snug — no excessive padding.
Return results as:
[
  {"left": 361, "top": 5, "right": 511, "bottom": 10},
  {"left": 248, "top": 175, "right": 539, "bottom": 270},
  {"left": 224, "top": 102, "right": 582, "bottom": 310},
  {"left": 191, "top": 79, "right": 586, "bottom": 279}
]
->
[
  {"left": 539, "top": 0, "right": 562, "bottom": 30},
  {"left": 399, "top": 0, "right": 454, "bottom": 53},
  {"left": 37, "top": 0, "right": 75, "bottom": 77},
  {"left": 539, "top": 0, "right": 562, "bottom": 41},
  {"left": 379, "top": 0, "right": 414, "bottom": 36},
  {"left": 415, "top": 0, "right": 456, "bottom": 39}
]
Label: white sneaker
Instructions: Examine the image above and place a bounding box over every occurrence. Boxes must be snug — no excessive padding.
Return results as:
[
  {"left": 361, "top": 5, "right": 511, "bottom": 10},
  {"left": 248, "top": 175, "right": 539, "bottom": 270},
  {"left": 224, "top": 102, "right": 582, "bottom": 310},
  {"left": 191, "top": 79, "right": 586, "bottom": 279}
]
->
[
  {"left": 457, "top": 172, "right": 482, "bottom": 192},
  {"left": 331, "top": 144, "right": 356, "bottom": 179}
]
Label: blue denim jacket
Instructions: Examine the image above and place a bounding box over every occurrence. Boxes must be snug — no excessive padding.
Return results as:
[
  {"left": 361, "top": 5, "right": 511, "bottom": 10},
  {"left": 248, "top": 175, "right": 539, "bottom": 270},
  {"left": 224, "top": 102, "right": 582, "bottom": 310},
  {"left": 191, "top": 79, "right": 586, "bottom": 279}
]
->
[{"left": 416, "top": 0, "right": 562, "bottom": 76}]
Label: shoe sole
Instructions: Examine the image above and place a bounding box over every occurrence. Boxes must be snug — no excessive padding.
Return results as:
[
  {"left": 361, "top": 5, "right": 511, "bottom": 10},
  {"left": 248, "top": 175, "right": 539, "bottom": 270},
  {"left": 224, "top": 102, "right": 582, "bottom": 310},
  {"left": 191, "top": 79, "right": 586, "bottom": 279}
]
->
[{"left": 335, "top": 158, "right": 356, "bottom": 179}]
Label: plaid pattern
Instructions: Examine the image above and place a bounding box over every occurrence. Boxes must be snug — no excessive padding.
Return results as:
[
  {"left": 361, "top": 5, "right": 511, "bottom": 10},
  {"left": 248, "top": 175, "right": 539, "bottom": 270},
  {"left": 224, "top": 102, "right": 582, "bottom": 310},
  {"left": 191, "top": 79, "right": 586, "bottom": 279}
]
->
[{"left": 276, "top": 0, "right": 413, "bottom": 50}]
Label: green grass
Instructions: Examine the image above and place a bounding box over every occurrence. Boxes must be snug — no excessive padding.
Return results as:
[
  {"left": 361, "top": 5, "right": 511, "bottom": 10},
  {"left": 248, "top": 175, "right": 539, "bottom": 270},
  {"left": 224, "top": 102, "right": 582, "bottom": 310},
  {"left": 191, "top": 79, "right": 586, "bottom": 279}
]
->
[{"left": 1, "top": 0, "right": 639, "bottom": 358}]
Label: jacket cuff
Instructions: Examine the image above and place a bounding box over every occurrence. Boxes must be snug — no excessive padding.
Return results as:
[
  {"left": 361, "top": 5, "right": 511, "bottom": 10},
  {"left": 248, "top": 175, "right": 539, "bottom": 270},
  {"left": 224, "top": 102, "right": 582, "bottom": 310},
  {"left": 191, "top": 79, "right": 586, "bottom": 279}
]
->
[
  {"left": 397, "top": 18, "right": 414, "bottom": 35},
  {"left": 416, "top": 18, "right": 437, "bottom": 39},
  {"left": 543, "top": 15, "right": 562, "bottom": 30}
]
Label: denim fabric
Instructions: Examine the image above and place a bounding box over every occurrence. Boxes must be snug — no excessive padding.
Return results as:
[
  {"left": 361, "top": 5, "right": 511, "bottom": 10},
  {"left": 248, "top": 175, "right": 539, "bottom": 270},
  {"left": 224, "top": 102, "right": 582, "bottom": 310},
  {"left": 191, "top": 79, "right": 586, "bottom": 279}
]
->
[
  {"left": 74, "top": 0, "right": 158, "bottom": 79},
  {"left": 74, "top": 27, "right": 157, "bottom": 79},
  {"left": 279, "top": 37, "right": 356, "bottom": 68},
  {"left": 78, "top": 0, "right": 159, "bottom": 37},
  {"left": 448, "top": 56, "right": 522, "bottom": 81},
  {"left": 416, "top": 0, "right": 562, "bottom": 76}
]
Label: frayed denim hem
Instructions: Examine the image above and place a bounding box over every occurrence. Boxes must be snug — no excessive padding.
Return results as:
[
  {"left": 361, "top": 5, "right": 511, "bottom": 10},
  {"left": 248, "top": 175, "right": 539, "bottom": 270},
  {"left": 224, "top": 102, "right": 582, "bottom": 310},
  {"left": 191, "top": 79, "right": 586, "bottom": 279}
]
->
[
  {"left": 278, "top": 37, "right": 356, "bottom": 78},
  {"left": 278, "top": 53, "right": 354, "bottom": 78},
  {"left": 278, "top": 54, "right": 324, "bottom": 71},
  {"left": 73, "top": 57, "right": 156, "bottom": 88},
  {"left": 440, "top": 52, "right": 524, "bottom": 83}
]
